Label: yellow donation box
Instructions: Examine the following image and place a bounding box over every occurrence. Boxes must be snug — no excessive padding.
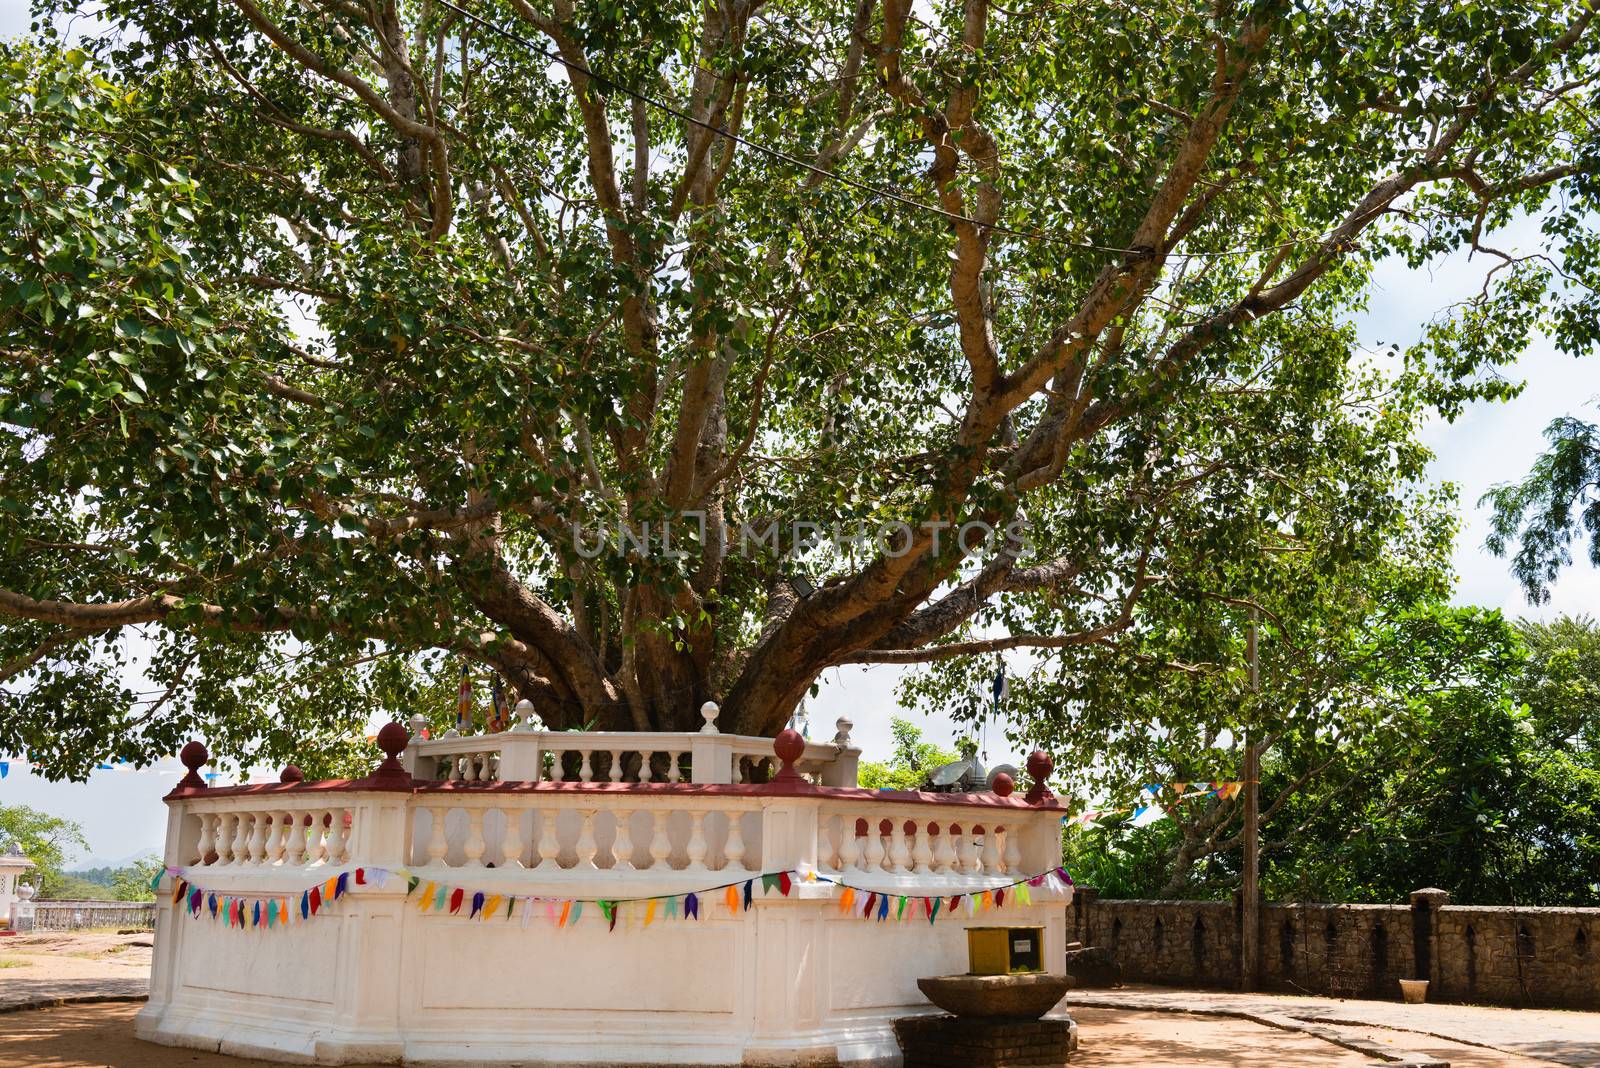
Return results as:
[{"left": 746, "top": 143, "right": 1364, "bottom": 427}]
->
[{"left": 966, "top": 926, "right": 1045, "bottom": 975}]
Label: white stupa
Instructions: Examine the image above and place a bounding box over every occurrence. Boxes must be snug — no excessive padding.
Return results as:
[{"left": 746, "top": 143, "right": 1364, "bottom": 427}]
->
[{"left": 0, "top": 841, "right": 36, "bottom": 932}]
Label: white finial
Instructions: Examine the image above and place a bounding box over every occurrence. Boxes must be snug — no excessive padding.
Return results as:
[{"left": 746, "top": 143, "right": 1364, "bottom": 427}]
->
[
  {"left": 408, "top": 713, "right": 427, "bottom": 740},
  {"left": 16, "top": 882, "right": 34, "bottom": 901},
  {"left": 700, "top": 701, "right": 721, "bottom": 734},
  {"left": 832, "top": 716, "right": 854, "bottom": 747},
  {"left": 514, "top": 699, "right": 539, "bottom": 732}
]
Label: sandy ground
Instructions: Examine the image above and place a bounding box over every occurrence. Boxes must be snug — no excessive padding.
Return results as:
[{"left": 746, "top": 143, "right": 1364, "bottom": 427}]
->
[
  {"left": 1069, "top": 1007, "right": 1561, "bottom": 1067},
  {"left": 0, "top": 935, "right": 1584, "bottom": 1065},
  {"left": 1072, "top": 985, "right": 1599, "bottom": 1067},
  {"left": 0, "top": 1001, "right": 1569, "bottom": 1068},
  {"left": 0, "top": 930, "right": 151, "bottom": 1008}
]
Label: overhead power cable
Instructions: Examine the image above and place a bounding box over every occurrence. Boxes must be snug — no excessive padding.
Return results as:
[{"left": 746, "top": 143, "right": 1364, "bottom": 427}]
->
[{"left": 435, "top": 0, "right": 1322, "bottom": 260}]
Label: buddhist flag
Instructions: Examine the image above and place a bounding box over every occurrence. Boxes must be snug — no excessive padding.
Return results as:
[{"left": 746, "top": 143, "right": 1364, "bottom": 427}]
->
[
  {"left": 455, "top": 665, "right": 472, "bottom": 732},
  {"left": 725, "top": 885, "right": 739, "bottom": 914}
]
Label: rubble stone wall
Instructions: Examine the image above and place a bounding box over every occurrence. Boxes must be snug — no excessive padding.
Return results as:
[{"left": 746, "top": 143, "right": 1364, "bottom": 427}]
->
[{"left": 1067, "top": 888, "right": 1599, "bottom": 1008}]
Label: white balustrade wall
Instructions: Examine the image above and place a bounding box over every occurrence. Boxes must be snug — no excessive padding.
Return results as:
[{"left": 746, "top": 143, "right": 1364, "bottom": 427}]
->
[
  {"left": 403, "top": 704, "right": 862, "bottom": 788},
  {"left": 406, "top": 796, "right": 764, "bottom": 876},
  {"left": 184, "top": 797, "right": 358, "bottom": 870},
  {"left": 140, "top": 755, "right": 1067, "bottom": 1068}
]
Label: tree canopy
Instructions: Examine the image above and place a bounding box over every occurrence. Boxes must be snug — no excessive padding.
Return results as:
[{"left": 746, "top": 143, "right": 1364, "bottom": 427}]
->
[
  {"left": 0, "top": 803, "right": 88, "bottom": 896},
  {"left": 1066, "top": 616, "right": 1600, "bottom": 906},
  {"left": 1484, "top": 411, "right": 1600, "bottom": 603},
  {"left": 3, "top": 0, "right": 1599, "bottom": 777}
]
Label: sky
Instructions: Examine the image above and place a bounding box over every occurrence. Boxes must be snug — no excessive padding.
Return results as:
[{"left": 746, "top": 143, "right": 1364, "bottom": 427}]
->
[{"left": 1, "top": 1, "right": 1596, "bottom": 866}]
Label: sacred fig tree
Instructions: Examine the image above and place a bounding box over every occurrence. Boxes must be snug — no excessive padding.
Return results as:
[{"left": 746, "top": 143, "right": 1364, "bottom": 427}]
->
[{"left": 1, "top": 1, "right": 1597, "bottom": 776}]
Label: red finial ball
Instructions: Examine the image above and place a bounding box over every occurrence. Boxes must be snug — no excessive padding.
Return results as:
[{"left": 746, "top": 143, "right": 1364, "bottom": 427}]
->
[
  {"left": 279, "top": 765, "right": 304, "bottom": 783},
  {"left": 1025, "top": 749, "right": 1055, "bottom": 804},
  {"left": 772, "top": 728, "right": 806, "bottom": 783},
  {"left": 364, "top": 721, "right": 412, "bottom": 786},
  {"left": 176, "top": 741, "right": 209, "bottom": 789},
  {"left": 992, "top": 771, "right": 1015, "bottom": 797},
  {"left": 377, "top": 721, "right": 409, "bottom": 760}
]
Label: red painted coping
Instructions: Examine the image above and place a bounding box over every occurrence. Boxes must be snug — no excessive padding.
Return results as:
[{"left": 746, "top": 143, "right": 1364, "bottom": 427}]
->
[{"left": 166, "top": 778, "right": 1062, "bottom": 811}]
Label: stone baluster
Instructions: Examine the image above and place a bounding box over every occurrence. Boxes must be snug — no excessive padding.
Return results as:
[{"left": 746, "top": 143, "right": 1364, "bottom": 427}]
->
[
  {"left": 685, "top": 811, "right": 709, "bottom": 871},
  {"left": 957, "top": 826, "right": 979, "bottom": 874},
  {"left": 269, "top": 813, "right": 291, "bottom": 864},
  {"left": 1002, "top": 827, "right": 1022, "bottom": 874},
  {"left": 536, "top": 811, "right": 560, "bottom": 868},
  {"left": 612, "top": 809, "right": 634, "bottom": 870},
  {"left": 195, "top": 813, "right": 215, "bottom": 865},
  {"left": 724, "top": 812, "right": 746, "bottom": 872},
  {"left": 839, "top": 818, "right": 863, "bottom": 871},
  {"left": 865, "top": 819, "right": 887, "bottom": 871},
  {"left": 210, "top": 814, "right": 228, "bottom": 864},
  {"left": 648, "top": 811, "right": 671, "bottom": 870},
  {"left": 579, "top": 750, "right": 595, "bottom": 783},
  {"left": 216, "top": 813, "right": 235, "bottom": 864},
  {"left": 228, "top": 813, "right": 246, "bottom": 864},
  {"left": 575, "top": 810, "right": 599, "bottom": 868},
  {"left": 668, "top": 751, "right": 683, "bottom": 783},
  {"left": 911, "top": 822, "right": 933, "bottom": 874},
  {"left": 325, "top": 809, "right": 347, "bottom": 864},
  {"left": 979, "top": 826, "right": 1002, "bottom": 875},
  {"left": 463, "top": 808, "right": 487, "bottom": 866},
  {"left": 609, "top": 749, "right": 625, "bottom": 782},
  {"left": 249, "top": 812, "right": 270, "bottom": 865},
  {"left": 286, "top": 813, "right": 307, "bottom": 866},
  {"left": 426, "top": 808, "right": 449, "bottom": 865},
  {"left": 812, "top": 812, "right": 838, "bottom": 869},
  {"left": 888, "top": 820, "right": 911, "bottom": 873},
  {"left": 231, "top": 813, "right": 251, "bottom": 866},
  {"left": 932, "top": 823, "right": 955, "bottom": 873},
  {"left": 462, "top": 753, "right": 479, "bottom": 782},
  {"left": 499, "top": 809, "right": 524, "bottom": 868}
]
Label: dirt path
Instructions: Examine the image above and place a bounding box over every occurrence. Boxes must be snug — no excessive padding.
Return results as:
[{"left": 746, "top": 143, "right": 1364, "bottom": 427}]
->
[
  {"left": 0, "top": 1001, "right": 1563, "bottom": 1068},
  {"left": 0, "top": 931, "right": 150, "bottom": 1010},
  {"left": 1069, "top": 1008, "right": 1560, "bottom": 1067},
  {"left": 1071, "top": 985, "right": 1597, "bottom": 1067}
]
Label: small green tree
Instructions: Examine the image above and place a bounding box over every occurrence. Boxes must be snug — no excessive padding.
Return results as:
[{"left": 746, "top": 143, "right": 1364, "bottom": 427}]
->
[
  {"left": 857, "top": 718, "right": 961, "bottom": 792},
  {"left": 0, "top": 804, "right": 89, "bottom": 897},
  {"left": 110, "top": 857, "right": 162, "bottom": 901}
]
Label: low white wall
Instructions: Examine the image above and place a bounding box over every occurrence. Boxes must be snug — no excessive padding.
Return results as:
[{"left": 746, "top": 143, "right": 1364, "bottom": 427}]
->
[
  {"left": 136, "top": 876, "right": 1067, "bottom": 1066},
  {"left": 31, "top": 901, "right": 157, "bottom": 930}
]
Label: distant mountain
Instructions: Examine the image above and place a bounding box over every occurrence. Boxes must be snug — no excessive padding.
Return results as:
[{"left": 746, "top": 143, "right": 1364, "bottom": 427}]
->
[{"left": 73, "top": 847, "right": 160, "bottom": 871}]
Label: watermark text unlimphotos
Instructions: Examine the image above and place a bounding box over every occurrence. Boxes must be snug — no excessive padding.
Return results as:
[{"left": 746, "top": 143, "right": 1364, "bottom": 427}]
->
[{"left": 570, "top": 512, "right": 1030, "bottom": 561}]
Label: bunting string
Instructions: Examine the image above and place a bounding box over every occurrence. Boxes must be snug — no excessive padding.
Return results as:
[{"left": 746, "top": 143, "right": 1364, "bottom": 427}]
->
[
  {"left": 156, "top": 863, "right": 1073, "bottom": 934},
  {"left": 156, "top": 865, "right": 388, "bottom": 930}
]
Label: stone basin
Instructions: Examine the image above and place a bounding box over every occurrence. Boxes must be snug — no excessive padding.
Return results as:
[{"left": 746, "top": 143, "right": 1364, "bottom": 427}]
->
[{"left": 916, "top": 973, "right": 1074, "bottom": 1019}]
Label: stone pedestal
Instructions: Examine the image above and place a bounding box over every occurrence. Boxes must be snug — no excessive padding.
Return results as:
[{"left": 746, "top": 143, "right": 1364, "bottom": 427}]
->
[{"left": 894, "top": 1014, "right": 1074, "bottom": 1068}]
